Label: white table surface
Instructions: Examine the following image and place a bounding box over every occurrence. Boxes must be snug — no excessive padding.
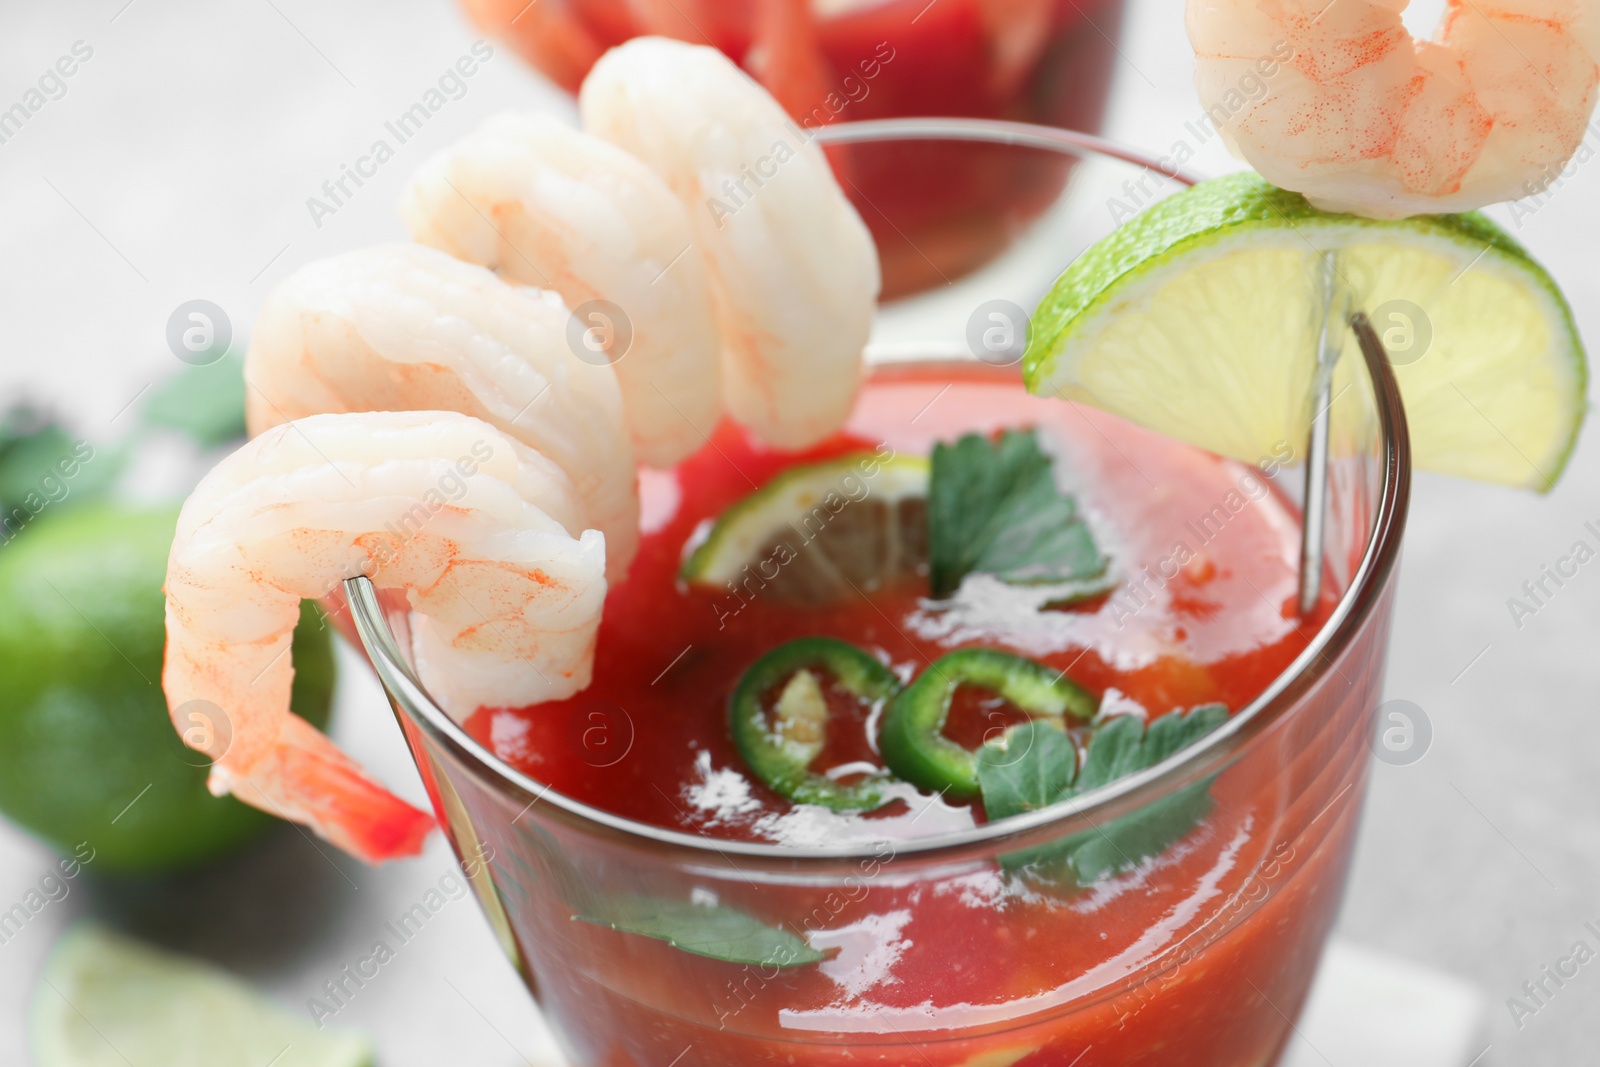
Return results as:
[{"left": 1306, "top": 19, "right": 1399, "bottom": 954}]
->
[{"left": 2, "top": 0, "right": 1597, "bottom": 1063}]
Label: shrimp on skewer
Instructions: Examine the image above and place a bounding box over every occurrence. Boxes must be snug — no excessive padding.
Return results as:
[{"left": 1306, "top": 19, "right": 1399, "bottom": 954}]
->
[
  {"left": 400, "top": 113, "right": 721, "bottom": 468},
  {"left": 579, "top": 36, "right": 881, "bottom": 450},
  {"left": 245, "top": 243, "right": 639, "bottom": 578},
  {"left": 163, "top": 411, "right": 606, "bottom": 862},
  {"left": 1187, "top": 0, "right": 1600, "bottom": 218}
]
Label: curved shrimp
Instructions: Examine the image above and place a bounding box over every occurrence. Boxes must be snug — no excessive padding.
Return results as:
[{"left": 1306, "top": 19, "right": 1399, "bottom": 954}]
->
[
  {"left": 457, "top": 0, "right": 603, "bottom": 93},
  {"left": 245, "top": 243, "right": 638, "bottom": 578},
  {"left": 579, "top": 36, "right": 882, "bottom": 450},
  {"left": 1187, "top": 0, "right": 1600, "bottom": 218},
  {"left": 399, "top": 113, "right": 721, "bottom": 469},
  {"left": 742, "top": 0, "right": 834, "bottom": 124},
  {"left": 163, "top": 410, "right": 606, "bottom": 862}
]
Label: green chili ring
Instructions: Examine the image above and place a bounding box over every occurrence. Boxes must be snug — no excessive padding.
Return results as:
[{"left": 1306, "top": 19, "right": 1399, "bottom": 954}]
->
[
  {"left": 730, "top": 637, "right": 903, "bottom": 811},
  {"left": 879, "top": 648, "right": 1098, "bottom": 798}
]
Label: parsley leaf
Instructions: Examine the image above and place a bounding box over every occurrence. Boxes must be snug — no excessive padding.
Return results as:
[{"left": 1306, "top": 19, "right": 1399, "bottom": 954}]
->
[
  {"left": 975, "top": 719, "right": 1079, "bottom": 818},
  {"left": 574, "top": 895, "right": 828, "bottom": 967},
  {"left": 927, "top": 429, "right": 1110, "bottom": 599},
  {"left": 977, "top": 704, "right": 1229, "bottom": 886}
]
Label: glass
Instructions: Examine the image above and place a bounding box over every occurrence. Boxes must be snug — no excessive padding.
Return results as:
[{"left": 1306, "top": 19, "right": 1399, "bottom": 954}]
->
[
  {"left": 465, "top": 0, "right": 1127, "bottom": 296},
  {"left": 342, "top": 122, "right": 1411, "bottom": 1066}
]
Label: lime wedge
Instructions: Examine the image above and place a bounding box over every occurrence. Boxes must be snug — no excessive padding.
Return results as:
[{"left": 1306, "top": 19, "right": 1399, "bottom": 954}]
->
[
  {"left": 1024, "top": 173, "right": 1587, "bottom": 490},
  {"left": 681, "top": 452, "right": 929, "bottom": 604},
  {"left": 32, "top": 925, "right": 373, "bottom": 1067}
]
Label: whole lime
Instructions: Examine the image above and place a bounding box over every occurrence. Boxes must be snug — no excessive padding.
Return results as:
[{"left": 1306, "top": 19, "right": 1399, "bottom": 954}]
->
[{"left": 0, "top": 503, "right": 336, "bottom": 873}]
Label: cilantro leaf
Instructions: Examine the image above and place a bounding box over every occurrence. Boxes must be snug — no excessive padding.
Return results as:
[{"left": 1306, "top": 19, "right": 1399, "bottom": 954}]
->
[
  {"left": 977, "top": 704, "right": 1229, "bottom": 886},
  {"left": 142, "top": 353, "right": 247, "bottom": 447},
  {"left": 1066, "top": 780, "right": 1217, "bottom": 885},
  {"left": 927, "top": 429, "right": 1110, "bottom": 598},
  {"left": 574, "top": 896, "right": 827, "bottom": 967}
]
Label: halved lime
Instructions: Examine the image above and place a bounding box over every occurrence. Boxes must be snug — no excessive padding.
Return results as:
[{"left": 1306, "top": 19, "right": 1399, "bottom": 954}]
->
[
  {"left": 32, "top": 925, "right": 373, "bottom": 1067},
  {"left": 681, "top": 452, "right": 929, "bottom": 604},
  {"left": 0, "top": 504, "right": 336, "bottom": 873},
  {"left": 1024, "top": 173, "right": 1587, "bottom": 490}
]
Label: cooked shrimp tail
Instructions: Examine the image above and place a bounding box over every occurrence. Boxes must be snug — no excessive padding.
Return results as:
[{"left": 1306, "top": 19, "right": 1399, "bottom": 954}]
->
[
  {"left": 163, "top": 410, "right": 606, "bottom": 862},
  {"left": 212, "top": 715, "right": 434, "bottom": 862}
]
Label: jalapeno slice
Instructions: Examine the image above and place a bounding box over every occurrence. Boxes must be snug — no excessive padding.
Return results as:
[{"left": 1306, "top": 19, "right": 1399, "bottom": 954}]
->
[
  {"left": 729, "top": 637, "right": 903, "bottom": 811},
  {"left": 879, "top": 648, "right": 1098, "bottom": 798}
]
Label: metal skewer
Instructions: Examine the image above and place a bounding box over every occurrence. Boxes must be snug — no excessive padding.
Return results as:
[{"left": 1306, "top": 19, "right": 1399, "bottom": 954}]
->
[{"left": 1297, "top": 253, "right": 1349, "bottom": 616}]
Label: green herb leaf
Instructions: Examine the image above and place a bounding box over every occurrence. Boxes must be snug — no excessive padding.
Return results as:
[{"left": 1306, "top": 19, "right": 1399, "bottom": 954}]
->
[
  {"left": 142, "top": 354, "right": 247, "bottom": 447},
  {"left": 574, "top": 896, "right": 827, "bottom": 967},
  {"left": 1078, "top": 705, "right": 1229, "bottom": 790},
  {"left": 927, "top": 429, "right": 1109, "bottom": 599},
  {"left": 978, "top": 704, "right": 1229, "bottom": 886},
  {"left": 1065, "top": 780, "right": 1217, "bottom": 885},
  {"left": 976, "top": 719, "right": 1078, "bottom": 819}
]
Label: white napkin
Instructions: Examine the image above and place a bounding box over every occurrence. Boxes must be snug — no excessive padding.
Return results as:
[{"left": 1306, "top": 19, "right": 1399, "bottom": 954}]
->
[{"left": 1283, "top": 940, "right": 1486, "bottom": 1067}]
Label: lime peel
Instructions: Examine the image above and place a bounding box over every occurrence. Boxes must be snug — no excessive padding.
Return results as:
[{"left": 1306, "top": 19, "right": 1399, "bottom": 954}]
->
[
  {"left": 1024, "top": 172, "right": 1587, "bottom": 491},
  {"left": 32, "top": 924, "right": 374, "bottom": 1067},
  {"left": 680, "top": 450, "right": 929, "bottom": 588}
]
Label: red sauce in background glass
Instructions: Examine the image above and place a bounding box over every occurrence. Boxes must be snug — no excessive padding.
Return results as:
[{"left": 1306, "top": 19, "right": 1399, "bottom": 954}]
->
[{"left": 460, "top": 0, "right": 1126, "bottom": 295}]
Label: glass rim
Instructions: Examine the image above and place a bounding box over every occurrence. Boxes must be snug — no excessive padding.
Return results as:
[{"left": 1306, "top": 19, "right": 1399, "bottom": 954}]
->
[{"left": 346, "top": 117, "right": 1412, "bottom": 865}]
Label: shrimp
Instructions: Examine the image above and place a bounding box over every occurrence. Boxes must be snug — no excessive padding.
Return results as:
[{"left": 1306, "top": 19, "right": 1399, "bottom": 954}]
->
[
  {"left": 163, "top": 410, "right": 606, "bottom": 862},
  {"left": 742, "top": 0, "right": 834, "bottom": 124},
  {"left": 457, "top": 0, "right": 603, "bottom": 93},
  {"left": 579, "top": 36, "right": 882, "bottom": 450},
  {"left": 1187, "top": 0, "right": 1600, "bottom": 218},
  {"left": 977, "top": 0, "right": 1058, "bottom": 99},
  {"left": 399, "top": 113, "right": 721, "bottom": 469},
  {"left": 245, "top": 243, "right": 639, "bottom": 578}
]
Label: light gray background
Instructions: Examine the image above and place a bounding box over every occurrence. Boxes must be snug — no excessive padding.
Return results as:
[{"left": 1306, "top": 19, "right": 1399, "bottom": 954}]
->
[{"left": 0, "top": 0, "right": 1595, "bottom": 1064}]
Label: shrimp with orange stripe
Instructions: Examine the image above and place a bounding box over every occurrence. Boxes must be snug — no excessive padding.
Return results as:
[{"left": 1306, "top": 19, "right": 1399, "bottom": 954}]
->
[{"left": 1187, "top": 0, "right": 1600, "bottom": 217}]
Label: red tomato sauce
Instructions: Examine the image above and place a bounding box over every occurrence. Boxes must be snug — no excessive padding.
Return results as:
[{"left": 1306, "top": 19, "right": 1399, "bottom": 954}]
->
[
  {"left": 467, "top": 370, "right": 1326, "bottom": 845},
  {"left": 464, "top": 368, "right": 1373, "bottom": 1067}
]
